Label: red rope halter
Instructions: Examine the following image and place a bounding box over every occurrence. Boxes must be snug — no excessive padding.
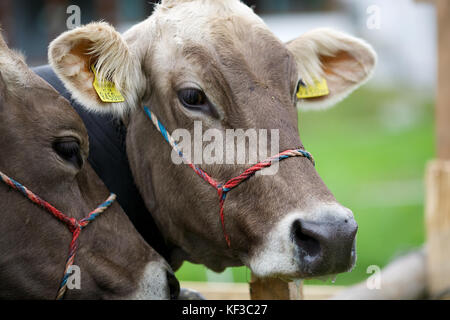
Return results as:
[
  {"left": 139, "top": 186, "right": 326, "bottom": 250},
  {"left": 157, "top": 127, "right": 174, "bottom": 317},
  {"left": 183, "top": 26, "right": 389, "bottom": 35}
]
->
[
  {"left": 144, "top": 106, "right": 315, "bottom": 247},
  {"left": 0, "top": 170, "right": 116, "bottom": 299}
]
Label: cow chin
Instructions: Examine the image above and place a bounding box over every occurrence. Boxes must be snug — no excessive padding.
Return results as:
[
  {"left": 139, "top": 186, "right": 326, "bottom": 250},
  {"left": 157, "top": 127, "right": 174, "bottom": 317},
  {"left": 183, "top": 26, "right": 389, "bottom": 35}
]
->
[{"left": 244, "top": 203, "right": 358, "bottom": 280}]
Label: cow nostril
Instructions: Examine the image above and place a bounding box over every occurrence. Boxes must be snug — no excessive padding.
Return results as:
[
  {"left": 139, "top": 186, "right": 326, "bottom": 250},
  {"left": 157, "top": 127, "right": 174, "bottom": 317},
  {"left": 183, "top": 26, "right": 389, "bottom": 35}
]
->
[
  {"left": 292, "top": 220, "right": 321, "bottom": 257},
  {"left": 166, "top": 270, "right": 180, "bottom": 300}
]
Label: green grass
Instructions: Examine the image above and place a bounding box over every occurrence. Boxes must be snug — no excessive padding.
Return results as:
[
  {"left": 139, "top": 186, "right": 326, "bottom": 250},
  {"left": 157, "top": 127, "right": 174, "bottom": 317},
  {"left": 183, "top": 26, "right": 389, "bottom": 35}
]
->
[{"left": 176, "top": 86, "right": 434, "bottom": 286}]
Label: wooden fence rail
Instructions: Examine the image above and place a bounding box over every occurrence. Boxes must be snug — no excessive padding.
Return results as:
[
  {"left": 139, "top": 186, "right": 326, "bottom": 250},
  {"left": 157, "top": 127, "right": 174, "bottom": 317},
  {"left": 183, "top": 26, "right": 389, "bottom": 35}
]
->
[{"left": 181, "top": 282, "right": 344, "bottom": 300}]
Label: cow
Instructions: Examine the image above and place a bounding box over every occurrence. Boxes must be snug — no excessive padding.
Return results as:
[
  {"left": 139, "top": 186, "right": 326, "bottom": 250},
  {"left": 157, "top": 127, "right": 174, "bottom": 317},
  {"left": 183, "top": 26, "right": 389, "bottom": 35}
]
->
[
  {"left": 0, "top": 33, "right": 179, "bottom": 299},
  {"left": 45, "top": 0, "right": 377, "bottom": 281}
]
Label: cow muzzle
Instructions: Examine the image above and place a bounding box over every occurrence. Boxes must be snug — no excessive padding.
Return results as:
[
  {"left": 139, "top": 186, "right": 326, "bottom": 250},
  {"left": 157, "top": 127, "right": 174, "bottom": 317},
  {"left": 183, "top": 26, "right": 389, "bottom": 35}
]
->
[
  {"left": 292, "top": 216, "right": 357, "bottom": 276},
  {"left": 246, "top": 204, "right": 357, "bottom": 279}
]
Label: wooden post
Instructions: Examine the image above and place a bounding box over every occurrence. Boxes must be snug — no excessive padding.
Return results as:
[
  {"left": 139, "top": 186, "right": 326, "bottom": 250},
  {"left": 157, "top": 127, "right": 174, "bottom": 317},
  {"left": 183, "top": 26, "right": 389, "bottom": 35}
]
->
[
  {"left": 426, "top": 161, "right": 450, "bottom": 299},
  {"left": 425, "top": 0, "right": 450, "bottom": 300},
  {"left": 436, "top": 0, "right": 450, "bottom": 160},
  {"left": 249, "top": 276, "right": 303, "bottom": 300}
]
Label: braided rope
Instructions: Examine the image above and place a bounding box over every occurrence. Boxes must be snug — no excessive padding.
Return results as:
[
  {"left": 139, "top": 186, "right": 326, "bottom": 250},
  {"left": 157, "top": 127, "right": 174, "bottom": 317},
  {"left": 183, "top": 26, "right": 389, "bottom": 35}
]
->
[
  {"left": 0, "top": 170, "right": 116, "bottom": 299},
  {"left": 143, "top": 106, "right": 315, "bottom": 247}
]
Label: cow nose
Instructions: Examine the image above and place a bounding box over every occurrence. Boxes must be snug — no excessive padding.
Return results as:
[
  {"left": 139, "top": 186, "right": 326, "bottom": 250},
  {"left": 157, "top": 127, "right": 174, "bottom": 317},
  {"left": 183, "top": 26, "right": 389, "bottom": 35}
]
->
[
  {"left": 291, "top": 216, "right": 358, "bottom": 276},
  {"left": 166, "top": 270, "right": 180, "bottom": 300}
]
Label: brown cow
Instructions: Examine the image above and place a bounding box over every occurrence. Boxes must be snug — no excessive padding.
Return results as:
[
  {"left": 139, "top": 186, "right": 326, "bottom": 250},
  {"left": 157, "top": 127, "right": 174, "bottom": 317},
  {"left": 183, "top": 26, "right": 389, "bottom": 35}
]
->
[
  {"left": 0, "top": 33, "right": 179, "bottom": 299},
  {"left": 48, "top": 0, "right": 376, "bottom": 280}
]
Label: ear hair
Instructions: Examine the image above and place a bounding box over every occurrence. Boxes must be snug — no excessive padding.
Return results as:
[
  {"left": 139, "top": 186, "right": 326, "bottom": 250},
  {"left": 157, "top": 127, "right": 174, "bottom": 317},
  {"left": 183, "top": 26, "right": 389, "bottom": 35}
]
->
[
  {"left": 0, "top": 28, "right": 7, "bottom": 49},
  {"left": 0, "top": 70, "right": 6, "bottom": 102},
  {"left": 0, "top": 30, "right": 30, "bottom": 98},
  {"left": 49, "top": 22, "right": 145, "bottom": 117},
  {"left": 161, "top": 0, "right": 195, "bottom": 8},
  {"left": 287, "top": 28, "right": 377, "bottom": 111}
]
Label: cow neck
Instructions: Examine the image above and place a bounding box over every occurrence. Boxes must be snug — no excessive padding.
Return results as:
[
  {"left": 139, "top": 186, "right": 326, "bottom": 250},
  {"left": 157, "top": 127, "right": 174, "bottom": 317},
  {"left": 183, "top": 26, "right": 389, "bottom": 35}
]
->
[{"left": 32, "top": 65, "right": 171, "bottom": 262}]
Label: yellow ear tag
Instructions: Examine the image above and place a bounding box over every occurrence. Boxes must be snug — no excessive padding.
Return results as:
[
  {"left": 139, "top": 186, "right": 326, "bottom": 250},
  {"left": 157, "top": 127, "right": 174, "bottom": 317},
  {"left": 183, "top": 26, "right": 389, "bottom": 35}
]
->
[
  {"left": 296, "top": 78, "right": 329, "bottom": 99},
  {"left": 91, "top": 64, "right": 125, "bottom": 103}
]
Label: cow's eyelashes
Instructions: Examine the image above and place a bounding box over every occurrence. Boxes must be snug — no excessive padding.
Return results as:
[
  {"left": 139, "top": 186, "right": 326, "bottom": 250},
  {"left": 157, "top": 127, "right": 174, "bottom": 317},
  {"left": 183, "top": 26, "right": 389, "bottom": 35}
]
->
[
  {"left": 178, "top": 88, "right": 207, "bottom": 109},
  {"left": 52, "top": 138, "right": 83, "bottom": 169},
  {"left": 177, "top": 88, "right": 219, "bottom": 118}
]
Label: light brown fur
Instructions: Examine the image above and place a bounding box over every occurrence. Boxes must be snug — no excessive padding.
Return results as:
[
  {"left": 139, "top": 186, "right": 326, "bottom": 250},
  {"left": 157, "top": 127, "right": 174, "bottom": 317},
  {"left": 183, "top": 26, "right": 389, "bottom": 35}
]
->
[{"left": 48, "top": 0, "right": 376, "bottom": 278}]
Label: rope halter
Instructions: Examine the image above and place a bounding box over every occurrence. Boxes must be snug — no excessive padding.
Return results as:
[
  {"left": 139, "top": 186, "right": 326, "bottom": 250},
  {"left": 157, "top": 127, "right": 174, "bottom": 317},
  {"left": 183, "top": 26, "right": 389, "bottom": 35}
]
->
[
  {"left": 0, "top": 170, "right": 116, "bottom": 300},
  {"left": 143, "top": 106, "right": 315, "bottom": 247}
]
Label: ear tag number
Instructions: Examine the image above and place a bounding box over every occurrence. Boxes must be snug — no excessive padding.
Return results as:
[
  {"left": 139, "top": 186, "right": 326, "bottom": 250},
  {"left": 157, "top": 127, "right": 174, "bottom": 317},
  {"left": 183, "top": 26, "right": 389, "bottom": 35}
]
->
[
  {"left": 297, "top": 78, "right": 329, "bottom": 99},
  {"left": 91, "top": 64, "right": 125, "bottom": 103}
]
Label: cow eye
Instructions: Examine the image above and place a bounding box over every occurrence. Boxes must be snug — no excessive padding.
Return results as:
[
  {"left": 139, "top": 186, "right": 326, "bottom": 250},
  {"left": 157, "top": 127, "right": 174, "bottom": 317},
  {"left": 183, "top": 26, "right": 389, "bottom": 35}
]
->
[
  {"left": 177, "top": 88, "right": 219, "bottom": 118},
  {"left": 52, "top": 138, "right": 83, "bottom": 169},
  {"left": 178, "top": 88, "right": 207, "bottom": 109}
]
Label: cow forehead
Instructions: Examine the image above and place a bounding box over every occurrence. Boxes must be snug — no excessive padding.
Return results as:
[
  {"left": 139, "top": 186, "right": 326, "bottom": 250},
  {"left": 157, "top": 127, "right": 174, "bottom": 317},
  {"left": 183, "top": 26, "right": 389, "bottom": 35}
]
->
[
  {"left": 1, "top": 71, "right": 89, "bottom": 147},
  {"left": 153, "top": 0, "right": 267, "bottom": 47},
  {"left": 150, "top": 1, "right": 297, "bottom": 95},
  {"left": 156, "top": 0, "right": 262, "bottom": 25}
]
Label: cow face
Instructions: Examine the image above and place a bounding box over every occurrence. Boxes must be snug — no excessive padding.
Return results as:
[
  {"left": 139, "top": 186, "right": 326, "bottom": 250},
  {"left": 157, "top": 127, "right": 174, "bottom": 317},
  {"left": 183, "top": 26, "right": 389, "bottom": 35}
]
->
[
  {"left": 0, "top": 34, "right": 177, "bottom": 299},
  {"left": 48, "top": 0, "right": 376, "bottom": 279}
]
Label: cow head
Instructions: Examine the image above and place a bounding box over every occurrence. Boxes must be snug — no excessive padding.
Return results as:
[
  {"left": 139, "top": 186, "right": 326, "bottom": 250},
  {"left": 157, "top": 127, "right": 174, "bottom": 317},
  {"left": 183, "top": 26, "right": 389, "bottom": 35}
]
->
[
  {"left": 49, "top": 0, "right": 376, "bottom": 279},
  {"left": 0, "top": 33, "right": 178, "bottom": 299}
]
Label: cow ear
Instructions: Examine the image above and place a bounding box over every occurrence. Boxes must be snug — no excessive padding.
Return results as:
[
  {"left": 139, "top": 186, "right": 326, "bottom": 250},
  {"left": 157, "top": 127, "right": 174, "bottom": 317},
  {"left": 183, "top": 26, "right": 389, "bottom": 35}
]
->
[
  {"left": 48, "top": 22, "right": 145, "bottom": 117},
  {"left": 287, "top": 28, "right": 377, "bottom": 110},
  {"left": 0, "top": 32, "right": 29, "bottom": 99},
  {"left": 0, "top": 35, "right": 6, "bottom": 100},
  {"left": 0, "top": 70, "right": 5, "bottom": 105}
]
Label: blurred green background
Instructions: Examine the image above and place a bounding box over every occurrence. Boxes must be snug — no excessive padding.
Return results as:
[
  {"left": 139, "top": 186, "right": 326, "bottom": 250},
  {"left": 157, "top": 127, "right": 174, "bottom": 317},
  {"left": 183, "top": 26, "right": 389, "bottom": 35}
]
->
[{"left": 176, "top": 86, "right": 434, "bottom": 286}]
